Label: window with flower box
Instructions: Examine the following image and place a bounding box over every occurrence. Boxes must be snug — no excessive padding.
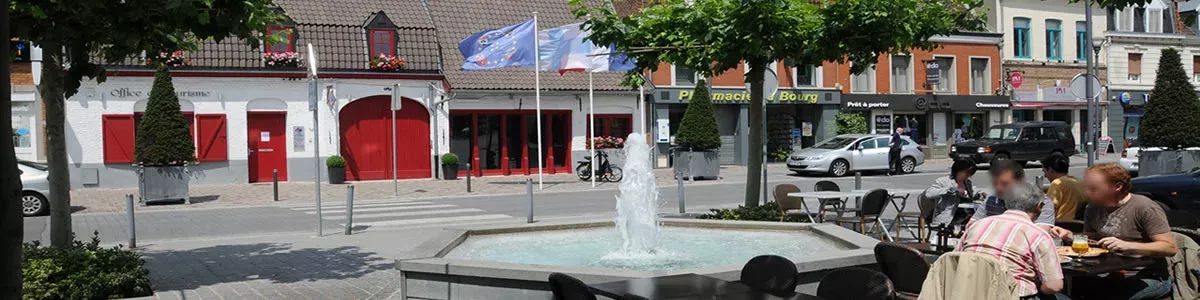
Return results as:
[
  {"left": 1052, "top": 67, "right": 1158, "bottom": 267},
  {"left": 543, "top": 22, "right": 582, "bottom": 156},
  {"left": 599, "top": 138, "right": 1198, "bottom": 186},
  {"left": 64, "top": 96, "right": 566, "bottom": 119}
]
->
[
  {"left": 370, "top": 29, "right": 396, "bottom": 57},
  {"left": 588, "top": 114, "right": 633, "bottom": 138},
  {"left": 266, "top": 26, "right": 295, "bottom": 53}
]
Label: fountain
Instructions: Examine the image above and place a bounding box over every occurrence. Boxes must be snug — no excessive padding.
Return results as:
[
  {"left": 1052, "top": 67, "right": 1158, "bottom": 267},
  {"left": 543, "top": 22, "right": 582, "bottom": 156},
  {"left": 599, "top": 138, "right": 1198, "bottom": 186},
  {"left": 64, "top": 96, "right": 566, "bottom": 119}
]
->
[{"left": 396, "top": 133, "right": 881, "bottom": 300}]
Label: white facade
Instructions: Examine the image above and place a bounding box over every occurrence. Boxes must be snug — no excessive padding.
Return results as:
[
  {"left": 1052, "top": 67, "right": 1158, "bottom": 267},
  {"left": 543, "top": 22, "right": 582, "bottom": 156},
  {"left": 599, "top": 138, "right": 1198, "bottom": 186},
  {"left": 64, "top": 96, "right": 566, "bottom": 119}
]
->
[{"left": 988, "top": 0, "right": 1108, "bottom": 63}]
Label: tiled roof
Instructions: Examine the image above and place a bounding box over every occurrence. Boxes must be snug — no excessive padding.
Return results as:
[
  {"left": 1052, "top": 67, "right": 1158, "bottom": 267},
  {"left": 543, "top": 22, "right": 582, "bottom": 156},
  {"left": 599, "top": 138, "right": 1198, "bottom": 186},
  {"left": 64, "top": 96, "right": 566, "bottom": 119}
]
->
[{"left": 425, "top": 0, "right": 630, "bottom": 91}]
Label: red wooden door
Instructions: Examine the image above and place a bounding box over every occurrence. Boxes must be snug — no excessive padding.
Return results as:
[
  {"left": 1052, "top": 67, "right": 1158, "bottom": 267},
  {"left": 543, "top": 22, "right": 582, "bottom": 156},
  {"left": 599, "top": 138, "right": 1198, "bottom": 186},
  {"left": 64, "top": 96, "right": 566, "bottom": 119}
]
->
[
  {"left": 247, "top": 112, "right": 287, "bottom": 182},
  {"left": 340, "top": 96, "right": 431, "bottom": 181}
]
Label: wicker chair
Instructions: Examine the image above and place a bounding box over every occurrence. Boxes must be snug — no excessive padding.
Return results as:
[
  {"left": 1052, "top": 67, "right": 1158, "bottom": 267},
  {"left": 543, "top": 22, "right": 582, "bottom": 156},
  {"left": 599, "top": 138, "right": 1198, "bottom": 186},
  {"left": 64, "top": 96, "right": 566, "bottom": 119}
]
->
[
  {"left": 874, "top": 242, "right": 930, "bottom": 299},
  {"left": 832, "top": 189, "right": 891, "bottom": 240},
  {"left": 814, "top": 180, "right": 844, "bottom": 221},
  {"left": 548, "top": 273, "right": 597, "bottom": 300},
  {"left": 773, "top": 184, "right": 808, "bottom": 222},
  {"left": 737, "top": 255, "right": 799, "bottom": 297},
  {"left": 817, "top": 267, "right": 895, "bottom": 300}
]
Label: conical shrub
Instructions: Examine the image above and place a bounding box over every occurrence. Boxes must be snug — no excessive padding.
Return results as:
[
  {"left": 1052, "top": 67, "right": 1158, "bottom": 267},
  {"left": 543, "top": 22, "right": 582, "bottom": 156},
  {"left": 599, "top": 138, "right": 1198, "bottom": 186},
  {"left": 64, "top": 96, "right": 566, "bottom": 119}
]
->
[
  {"left": 1142, "top": 48, "right": 1200, "bottom": 148},
  {"left": 675, "top": 79, "right": 721, "bottom": 150},
  {"left": 134, "top": 66, "right": 196, "bottom": 165}
]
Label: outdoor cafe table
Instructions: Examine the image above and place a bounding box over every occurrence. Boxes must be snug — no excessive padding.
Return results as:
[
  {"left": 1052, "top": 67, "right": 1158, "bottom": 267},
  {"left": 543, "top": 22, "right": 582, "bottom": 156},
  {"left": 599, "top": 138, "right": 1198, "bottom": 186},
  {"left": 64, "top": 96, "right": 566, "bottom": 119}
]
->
[
  {"left": 1061, "top": 254, "right": 1158, "bottom": 276},
  {"left": 786, "top": 189, "right": 925, "bottom": 241},
  {"left": 588, "top": 273, "right": 826, "bottom": 300}
]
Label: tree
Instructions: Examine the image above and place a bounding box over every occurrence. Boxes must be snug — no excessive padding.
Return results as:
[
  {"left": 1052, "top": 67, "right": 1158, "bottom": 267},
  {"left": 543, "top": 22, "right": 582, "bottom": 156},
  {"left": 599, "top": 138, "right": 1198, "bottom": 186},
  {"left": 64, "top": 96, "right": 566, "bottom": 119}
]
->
[
  {"left": 7, "top": 0, "right": 279, "bottom": 254},
  {"left": 1141, "top": 48, "right": 1200, "bottom": 149},
  {"left": 574, "top": 0, "right": 985, "bottom": 206},
  {"left": 1, "top": 3, "right": 22, "bottom": 297},
  {"left": 675, "top": 79, "right": 721, "bottom": 150},
  {"left": 136, "top": 67, "right": 196, "bottom": 165},
  {"left": 835, "top": 112, "right": 869, "bottom": 135}
]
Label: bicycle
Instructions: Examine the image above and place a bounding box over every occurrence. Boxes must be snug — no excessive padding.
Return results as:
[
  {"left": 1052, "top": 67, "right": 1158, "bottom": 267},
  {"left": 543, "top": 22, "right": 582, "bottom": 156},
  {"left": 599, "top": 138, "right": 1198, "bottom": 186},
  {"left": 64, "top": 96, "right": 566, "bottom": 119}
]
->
[{"left": 576, "top": 151, "right": 623, "bottom": 182}]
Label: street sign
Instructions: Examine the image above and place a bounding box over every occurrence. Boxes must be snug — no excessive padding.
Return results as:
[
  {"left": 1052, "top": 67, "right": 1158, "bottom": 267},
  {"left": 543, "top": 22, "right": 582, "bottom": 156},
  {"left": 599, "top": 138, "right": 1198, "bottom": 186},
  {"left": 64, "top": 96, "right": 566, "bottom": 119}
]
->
[
  {"left": 308, "top": 80, "right": 318, "bottom": 111},
  {"left": 1010, "top": 72, "right": 1024, "bottom": 89},
  {"left": 744, "top": 66, "right": 779, "bottom": 99},
  {"left": 925, "top": 60, "right": 941, "bottom": 86},
  {"left": 1069, "top": 73, "right": 1102, "bottom": 99}
]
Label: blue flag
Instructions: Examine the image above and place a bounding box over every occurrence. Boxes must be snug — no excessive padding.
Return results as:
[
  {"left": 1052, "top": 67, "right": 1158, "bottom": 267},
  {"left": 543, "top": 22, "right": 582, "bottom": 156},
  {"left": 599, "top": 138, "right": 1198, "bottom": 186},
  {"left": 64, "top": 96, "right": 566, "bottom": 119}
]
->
[{"left": 460, "top": 19, "right": 537, "bottom": 70}]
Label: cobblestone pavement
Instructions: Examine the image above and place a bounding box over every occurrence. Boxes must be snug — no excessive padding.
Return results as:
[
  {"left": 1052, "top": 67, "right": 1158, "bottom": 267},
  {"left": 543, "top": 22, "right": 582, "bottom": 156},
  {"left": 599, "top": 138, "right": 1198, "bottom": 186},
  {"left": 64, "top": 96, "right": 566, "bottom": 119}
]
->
[{"left": 71, "top": 165, "right": 749, "bottom": 214}]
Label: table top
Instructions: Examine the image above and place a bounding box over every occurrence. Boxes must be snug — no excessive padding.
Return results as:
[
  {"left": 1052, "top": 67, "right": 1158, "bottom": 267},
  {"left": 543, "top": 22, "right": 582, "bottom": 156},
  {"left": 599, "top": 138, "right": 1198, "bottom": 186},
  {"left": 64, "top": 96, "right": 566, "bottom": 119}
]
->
[
  {"left": 787, "top": 191, "right": 860, "bottom": 198},
  {"left": 588, "top": 273, "right": 825, "bottom": 300},
  {"left": 1061, "top": 254, "right": 1161, "bottom": 276},
  {"left": 850, "top": 188, "right": 927, "bottom": 195}
]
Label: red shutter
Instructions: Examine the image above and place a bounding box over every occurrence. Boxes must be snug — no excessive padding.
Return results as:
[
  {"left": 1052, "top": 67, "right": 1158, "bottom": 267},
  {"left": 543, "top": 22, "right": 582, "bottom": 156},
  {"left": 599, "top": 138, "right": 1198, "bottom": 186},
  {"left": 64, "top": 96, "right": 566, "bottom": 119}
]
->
[
  {"left": 102, "top": 114, "right": 136, "bottom": 164},
  {"left": 195, "top": 114, "right": 228, "bottom": 162}
]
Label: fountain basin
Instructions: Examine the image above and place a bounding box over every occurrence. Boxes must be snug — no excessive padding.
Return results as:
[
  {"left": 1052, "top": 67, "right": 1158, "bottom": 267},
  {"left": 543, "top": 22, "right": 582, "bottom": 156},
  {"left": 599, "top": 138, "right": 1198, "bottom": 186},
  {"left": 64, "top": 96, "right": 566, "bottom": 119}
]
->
[{"left": 395, "top": 218, "right": 880, "bottom": 300}]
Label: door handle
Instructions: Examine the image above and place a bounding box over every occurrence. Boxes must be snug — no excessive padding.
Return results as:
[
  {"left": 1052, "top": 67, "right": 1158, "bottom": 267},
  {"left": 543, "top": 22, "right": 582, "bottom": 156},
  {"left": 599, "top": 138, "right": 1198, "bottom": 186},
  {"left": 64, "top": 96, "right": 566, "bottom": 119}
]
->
[{"left": 260, "top": 149, "right": 274, "bottom": 153}]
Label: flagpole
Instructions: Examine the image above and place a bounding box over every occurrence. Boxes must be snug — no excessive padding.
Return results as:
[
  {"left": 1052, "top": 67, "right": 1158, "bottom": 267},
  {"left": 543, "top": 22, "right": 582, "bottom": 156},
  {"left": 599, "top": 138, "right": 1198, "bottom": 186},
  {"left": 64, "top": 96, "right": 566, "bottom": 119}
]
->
[
  {"left": 589, "top": 71, "right": 596, "bottom": 187},
  {"left": 533, "top": 11, "right": 544, "bottom": 190}
]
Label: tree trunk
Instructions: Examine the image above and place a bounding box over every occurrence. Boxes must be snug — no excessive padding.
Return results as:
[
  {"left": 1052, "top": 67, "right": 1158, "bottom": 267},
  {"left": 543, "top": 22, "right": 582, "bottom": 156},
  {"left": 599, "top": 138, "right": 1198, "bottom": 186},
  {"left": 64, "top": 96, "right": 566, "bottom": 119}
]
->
[
  {"left": 744, "top": 61, "right": 765, "bottom": 207},
  {"left": 39, "top": 44, "right": 73, "bottom": 247},
  {"left": 0, "top": 3, "right": 26, "bottom": 296}
]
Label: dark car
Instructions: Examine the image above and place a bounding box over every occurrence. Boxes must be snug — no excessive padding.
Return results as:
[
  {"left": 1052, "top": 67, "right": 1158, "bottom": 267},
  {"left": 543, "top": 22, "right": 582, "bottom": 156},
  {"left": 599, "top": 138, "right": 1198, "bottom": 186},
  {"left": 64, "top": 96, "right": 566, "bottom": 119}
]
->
[
  {"left": 1132, "top": 168, "right": 1200, "bottom": 214},
  {"left": 949, "top": 121, "right": 1078, "bottom": 165}
]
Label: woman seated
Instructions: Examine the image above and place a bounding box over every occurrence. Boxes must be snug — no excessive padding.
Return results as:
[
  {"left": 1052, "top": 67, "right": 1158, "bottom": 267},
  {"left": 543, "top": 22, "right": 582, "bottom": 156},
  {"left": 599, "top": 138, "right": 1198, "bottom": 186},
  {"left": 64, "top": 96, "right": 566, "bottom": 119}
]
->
[
  {"left": 1075, "top": 163, "right": 1177, "bottom": 300},
  {"left": 925, "top": 159, "right": 981, "bottom": 227}
]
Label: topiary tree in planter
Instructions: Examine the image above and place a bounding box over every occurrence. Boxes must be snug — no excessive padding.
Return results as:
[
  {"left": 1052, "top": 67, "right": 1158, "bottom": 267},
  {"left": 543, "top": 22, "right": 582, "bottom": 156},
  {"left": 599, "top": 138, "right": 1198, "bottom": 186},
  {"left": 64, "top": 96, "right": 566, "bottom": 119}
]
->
[
  {"left": 1139, "top": 48, "right": 1200, "bottom": 175},
  {"left": 135, "top": 66, "right": 195, "bottom": 204},
  {"left": 440, "top": 153, "right": 459, "bottom": 180},
  {"left": 672, "top": 79, "right": 722, "bottom": 179},
  {"left": 326, "top": 155, "right": 346, "bottom": 184}
]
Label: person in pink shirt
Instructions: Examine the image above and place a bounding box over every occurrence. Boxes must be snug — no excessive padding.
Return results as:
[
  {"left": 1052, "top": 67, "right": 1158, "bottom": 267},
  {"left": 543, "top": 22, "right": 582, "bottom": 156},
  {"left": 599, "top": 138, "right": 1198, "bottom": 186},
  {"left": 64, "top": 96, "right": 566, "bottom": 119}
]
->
[{"left": 956, "top": 181, "right": 1066, "bottom": 300}]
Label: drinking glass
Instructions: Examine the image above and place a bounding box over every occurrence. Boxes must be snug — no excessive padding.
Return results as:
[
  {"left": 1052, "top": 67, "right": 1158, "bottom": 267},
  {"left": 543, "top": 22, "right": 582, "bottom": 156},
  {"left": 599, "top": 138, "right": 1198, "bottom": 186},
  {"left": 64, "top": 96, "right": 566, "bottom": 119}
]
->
[{"left": 1071, "top": 234, "right": 1089, "bottom": 255}]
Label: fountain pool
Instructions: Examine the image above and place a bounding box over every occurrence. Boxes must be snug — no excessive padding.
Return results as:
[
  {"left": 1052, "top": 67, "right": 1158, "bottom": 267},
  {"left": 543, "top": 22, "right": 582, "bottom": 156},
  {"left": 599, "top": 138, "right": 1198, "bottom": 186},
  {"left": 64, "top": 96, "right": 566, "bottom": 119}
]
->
[{"left": 444, "top": 226, "right": 850, "bottom": 271}]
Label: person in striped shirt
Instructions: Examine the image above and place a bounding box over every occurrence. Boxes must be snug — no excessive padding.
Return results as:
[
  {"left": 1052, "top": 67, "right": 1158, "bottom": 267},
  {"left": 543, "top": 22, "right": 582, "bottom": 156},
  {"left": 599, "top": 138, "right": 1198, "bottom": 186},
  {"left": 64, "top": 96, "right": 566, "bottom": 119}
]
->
[{"left": 957, "top": 181, "right": 1067, "bottom": 300}]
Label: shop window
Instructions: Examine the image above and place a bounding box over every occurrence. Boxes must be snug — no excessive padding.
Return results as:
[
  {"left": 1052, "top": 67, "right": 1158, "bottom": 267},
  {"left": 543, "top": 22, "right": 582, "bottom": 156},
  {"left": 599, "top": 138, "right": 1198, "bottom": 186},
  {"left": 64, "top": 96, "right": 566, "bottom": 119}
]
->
[
  {"left": 969, "top": 57, "right": 990, "bottom": 95},
  {"left": 265, "top": 26, "right": 295, "bottom": 53},
  {"left": 589, "top": 114, "right": 633, "bottom": 138},
  {"left": 195, "top": 114, "right": 228, "bottom": 162},
  {"left": 795, "top": 65, "right": 816, "bottom": 87},
  {"left": 850, "top": 64, "right": 875, "bottom": 93},
  {"left": 932, "top": 57, "right": 955, "bottom": 93},
  {"left": 1014, "top": 17, "right": 1031, "bottom": 58},
  {"left": 12, "top": 114, "right": 32, "bottom": 148},
  {"left": 369, "top": 29, "right": 396, "bottom": 57},
  {"left": 954, "top": 113, "right": 987, "bottom": 141},
  {"left": 891, "top": 55, "right": 912, "bottom": 93},
  {"left": 1046, "top": 20, "right": 1062, "bottom": 61},
  {"left": 102, "top": 114, "right": 137, "bottom": 164},
  {"left": 1076, "top": 21, "right": 1088, "bottom": 61},
  {"left": 673, "top": 65, "right": 697, "bottom": 86},
  {"left": 1128, "top": 53, "right": 1142, "bottom": 81}
]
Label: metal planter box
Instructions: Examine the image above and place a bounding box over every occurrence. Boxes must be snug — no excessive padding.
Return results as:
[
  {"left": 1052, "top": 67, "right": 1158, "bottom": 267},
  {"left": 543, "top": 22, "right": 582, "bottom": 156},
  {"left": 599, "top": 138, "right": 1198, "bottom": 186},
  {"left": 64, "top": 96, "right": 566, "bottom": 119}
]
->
[
  {"left": 672, "top": 150, "right": 719, "bottom": 180},
  {"left": 138, "top": 166, "right": 190, "bottom": 204},
  {"left": 1139, "top": 149, "right": 1200, "bottom": 176}
]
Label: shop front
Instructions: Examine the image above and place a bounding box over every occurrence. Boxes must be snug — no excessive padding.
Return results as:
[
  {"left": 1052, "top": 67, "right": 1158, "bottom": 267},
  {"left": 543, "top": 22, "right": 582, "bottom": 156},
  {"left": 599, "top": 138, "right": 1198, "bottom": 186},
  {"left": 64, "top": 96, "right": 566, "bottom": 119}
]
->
[
  {"left": 841, "top": 94, "right": 1012, "bottom": 156},
  {"left": 1010, "top": 86, "right": 1106, "bottom": 153},
  {"left": 1107, "top": 90, "right": 1151, "bottom": 152},
  {"left": 651, "top": 87, "right": 842, "bottom": 165}
]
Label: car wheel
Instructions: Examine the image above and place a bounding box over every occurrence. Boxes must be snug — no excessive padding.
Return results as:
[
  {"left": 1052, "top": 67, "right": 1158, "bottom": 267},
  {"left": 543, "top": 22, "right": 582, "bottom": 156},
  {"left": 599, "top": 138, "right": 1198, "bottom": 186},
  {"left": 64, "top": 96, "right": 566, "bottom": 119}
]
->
[
  {"left": 22, "top": 192, "right": 48, "bottom": 217},
  {"left": 1052, "top": 150, "right": 1065, "bottom": 157},
  {"left": 991, "top": 153, "right": 1011, "bottom": 165},
  {"left": 901, "top": 157, "right": 917, "bottom": 174},
  {"left": 828, "top": 159, "right": 850, "bottom": 177}
]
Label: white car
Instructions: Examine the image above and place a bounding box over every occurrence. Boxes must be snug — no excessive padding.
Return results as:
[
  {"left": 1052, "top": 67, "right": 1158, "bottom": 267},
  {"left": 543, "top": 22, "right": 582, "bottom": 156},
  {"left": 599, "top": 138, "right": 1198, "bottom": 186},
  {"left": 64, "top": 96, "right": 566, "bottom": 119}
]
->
[
  {"left": 18, "top": 160, "right": 51, "bottom": 217},
  {"left": 1120, "top": 146, "right": 1200, "bottom": 174},
  {"left": 787, "top": 134, "right": 926, "bottom": 177}
]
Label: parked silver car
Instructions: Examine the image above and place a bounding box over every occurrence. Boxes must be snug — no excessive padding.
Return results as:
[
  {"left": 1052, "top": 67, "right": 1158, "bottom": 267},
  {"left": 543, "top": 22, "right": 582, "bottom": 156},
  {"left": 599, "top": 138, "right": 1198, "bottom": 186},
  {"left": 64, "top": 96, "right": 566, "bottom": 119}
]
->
[
  {"left": 787, "top": 134, "right": 926, "bottom": 177},
  {"left": 18, "top": 160, "right": 51, "bottom": 217}
]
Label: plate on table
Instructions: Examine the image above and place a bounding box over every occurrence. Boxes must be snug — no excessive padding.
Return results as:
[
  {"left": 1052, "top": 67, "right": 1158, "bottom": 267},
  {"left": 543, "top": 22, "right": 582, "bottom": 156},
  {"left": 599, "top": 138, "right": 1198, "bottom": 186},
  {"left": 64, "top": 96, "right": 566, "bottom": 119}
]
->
[
  {"left": 1058, "top": 255, "right": 1073, "bottom": 263},
  {"left": 1057, "top": 246, "right": 1109, "bottom": 257}
]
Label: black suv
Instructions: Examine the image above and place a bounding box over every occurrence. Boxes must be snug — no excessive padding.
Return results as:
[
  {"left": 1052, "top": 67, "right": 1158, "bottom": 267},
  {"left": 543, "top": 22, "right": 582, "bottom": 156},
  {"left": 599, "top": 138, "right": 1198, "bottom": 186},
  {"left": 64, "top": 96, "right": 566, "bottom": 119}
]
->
[{"left": 950, "top": 121, "right": 1078, "bottom": 165}]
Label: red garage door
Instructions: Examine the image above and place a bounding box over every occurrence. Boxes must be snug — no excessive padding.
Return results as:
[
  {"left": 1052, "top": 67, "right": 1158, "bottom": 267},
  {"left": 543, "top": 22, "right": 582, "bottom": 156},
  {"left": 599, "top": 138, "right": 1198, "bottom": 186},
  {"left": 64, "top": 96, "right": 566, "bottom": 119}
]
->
[{"left": 339, "top": 96, "right": 431, "bottom": 181}]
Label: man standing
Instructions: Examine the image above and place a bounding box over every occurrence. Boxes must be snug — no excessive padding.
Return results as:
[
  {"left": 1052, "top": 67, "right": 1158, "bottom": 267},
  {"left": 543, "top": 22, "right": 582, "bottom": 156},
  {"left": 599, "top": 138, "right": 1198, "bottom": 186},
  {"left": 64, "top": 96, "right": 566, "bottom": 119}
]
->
[
  {"left": 957, "top": 182, "right": 1065, "bottom": 300},
  {"left": 1041, "top": 154, "right": 1085, "bottom": 220},
  {"left": 889, "top": 127, "right": 903, "bottom": 175}
]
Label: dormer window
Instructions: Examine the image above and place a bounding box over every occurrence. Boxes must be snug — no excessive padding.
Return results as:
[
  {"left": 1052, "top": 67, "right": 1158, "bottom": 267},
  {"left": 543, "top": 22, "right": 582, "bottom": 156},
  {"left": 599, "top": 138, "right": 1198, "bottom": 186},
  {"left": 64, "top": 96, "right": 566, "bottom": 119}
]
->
[
  {"left": 370, "top": 29, "right": 396, "bottom": 57},
  {"left": 266, "top": 26, "right": 295, "bottom": 53}
]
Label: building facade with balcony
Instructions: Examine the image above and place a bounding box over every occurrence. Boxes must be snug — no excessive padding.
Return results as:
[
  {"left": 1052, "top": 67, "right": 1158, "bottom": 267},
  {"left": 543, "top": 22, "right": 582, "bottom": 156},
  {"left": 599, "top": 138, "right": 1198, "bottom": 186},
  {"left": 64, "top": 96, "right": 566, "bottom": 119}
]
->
[
  {"left": 1104, "top": 0, "right": 1200, "bottom": 152},
  {"left": 988, "top": 0, "right": 1109, "bottom": 153}
]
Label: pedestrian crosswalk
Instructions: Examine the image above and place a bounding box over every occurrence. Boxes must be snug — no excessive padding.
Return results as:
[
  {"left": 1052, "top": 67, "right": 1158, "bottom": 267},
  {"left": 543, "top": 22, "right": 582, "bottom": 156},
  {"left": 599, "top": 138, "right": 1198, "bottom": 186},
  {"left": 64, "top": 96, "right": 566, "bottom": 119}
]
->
[{"left": 279, "top": 200, "right": 515, "bottom": 229}]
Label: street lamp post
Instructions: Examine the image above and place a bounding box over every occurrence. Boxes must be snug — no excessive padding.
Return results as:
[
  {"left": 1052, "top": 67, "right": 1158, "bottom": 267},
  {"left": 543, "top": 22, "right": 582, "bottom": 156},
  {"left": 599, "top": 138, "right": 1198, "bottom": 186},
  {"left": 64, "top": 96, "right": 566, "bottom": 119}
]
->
[{"left": 1085, "top": 0, "right": 1096, "bottom": 167}]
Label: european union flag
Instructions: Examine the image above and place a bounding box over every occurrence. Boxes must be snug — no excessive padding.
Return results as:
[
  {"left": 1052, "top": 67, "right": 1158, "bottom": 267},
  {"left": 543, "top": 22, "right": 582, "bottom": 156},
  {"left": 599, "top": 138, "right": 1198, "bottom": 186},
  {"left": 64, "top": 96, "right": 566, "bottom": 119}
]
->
[{"left": 459, "top": 19, "right": 537, "bottom": 70}]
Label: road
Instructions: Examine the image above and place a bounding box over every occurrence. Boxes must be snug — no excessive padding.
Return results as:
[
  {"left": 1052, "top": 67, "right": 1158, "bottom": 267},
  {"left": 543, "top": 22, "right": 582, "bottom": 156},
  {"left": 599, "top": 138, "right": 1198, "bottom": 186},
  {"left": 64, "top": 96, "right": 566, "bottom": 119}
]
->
[{"left": 23, "top": 156, "right": 1114, "bottom": 245}]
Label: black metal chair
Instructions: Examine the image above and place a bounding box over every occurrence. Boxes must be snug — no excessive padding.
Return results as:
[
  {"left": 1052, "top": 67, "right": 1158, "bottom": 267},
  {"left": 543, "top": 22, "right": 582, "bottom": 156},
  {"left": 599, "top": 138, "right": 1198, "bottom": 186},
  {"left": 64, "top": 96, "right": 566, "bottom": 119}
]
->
[
  {"left": 817, "top": 267, "right": 895, "bottom": 300},
  {"left": 548, "top": 273, "right": 597, "bottom": 300},
  {"left": 833, "top": 189, "right": 891, "bottom": 240},
  {"left": 814, "top": 180, "right": 843, "bottom": 222},
  {"left": 874, "top": 242, "right": 930, "bottom": 300},
  {"left": 737, "top": 255, "right": 799, "bottom": 297},
  {"left": 895, "top": 193, "right": 934, "bottom": 242},
  {"left": 1055, "top": 220, "right": 1085, "bottom": 234},
  {"left": 1166, "top": 210, "right": 1200, "bottom": 229}
]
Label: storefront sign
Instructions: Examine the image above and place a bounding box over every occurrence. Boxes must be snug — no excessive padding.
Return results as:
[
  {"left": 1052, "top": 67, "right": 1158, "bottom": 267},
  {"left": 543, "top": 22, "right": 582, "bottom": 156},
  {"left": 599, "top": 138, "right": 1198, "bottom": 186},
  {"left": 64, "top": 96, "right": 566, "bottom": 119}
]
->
[
  {"left": 925, "top": 60, "right": 941, "bottom": 86},
  {"left": 844, "top": 101, "right": 890, "bottom": 109},
  {"left": 974, "top": 102, "right": 1011, "bottom": 109},
  {"left": 654, "top": 87, "right": 838, "bottom": 105},
  {"left": 10, "top": 41, "right": 30, "bottom": 62},
  {"left": 843, "top": 94, "right": 1012, "bottom": 111},
  {"left": 107, "top": 87, "right": 216, "bottom": 101},
  {"left": 802, "top": 122, "right": 813, "bottom": 137},
  {"left": 1010, "top": 72, "right": 1024, "bottom": 89},
  {"left": 1042, "top": 86, "right": 1079, "bottom": 102},
  {"left": 293, "top": 126, "right": 306, "bottom": 152},
  {"left": 791, "top": 129, "right": 803, "bottom": 146},
  {"left": 874, "top": 115, "right": 893, "bottom": 134},
  {"left": 656, "top": 119, "right": 670, "bottom": 143}
]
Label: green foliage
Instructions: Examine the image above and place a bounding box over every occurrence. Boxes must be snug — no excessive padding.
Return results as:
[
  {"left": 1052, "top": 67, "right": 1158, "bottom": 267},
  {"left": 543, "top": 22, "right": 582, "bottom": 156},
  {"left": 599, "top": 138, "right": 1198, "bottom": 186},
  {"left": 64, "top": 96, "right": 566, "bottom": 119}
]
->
[
  {"left": 1141, "top": 48, "right": 1200, "bottom": 149},
  {"left": 697, "top": 202, "right": 811, "bottom": 222},
  {"left": 22, "top": 232, "right": 152, "bottom": 299},
  {"left": 441, "top": 153, "right": 459, "bottom": 165},
  {"left": 770, "top": 147, "right": 791, "bottom": 162},
  {"left": 836, "top": 112, "right": 869, "bottom": 135},
  {"left": 326, "top": 155, "right": 346, "bottom": 168},
  {"left": 675, "top": 80, "right": 722, "bottom": 150},
  {"left": 134, "top": 67, "right": 195, "bottom": 166}
]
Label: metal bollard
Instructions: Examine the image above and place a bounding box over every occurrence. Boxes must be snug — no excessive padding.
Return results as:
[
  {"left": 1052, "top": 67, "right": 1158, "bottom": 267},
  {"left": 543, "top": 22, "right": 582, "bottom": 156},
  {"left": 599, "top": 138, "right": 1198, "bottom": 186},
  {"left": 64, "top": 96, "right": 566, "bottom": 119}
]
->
[
  {"left": 761, "top": 164, "right": 768, "bottom": 205},
  {"left": 854, "top": 172, "right": 863, "bottom": 190},
  {"left": 526, "top": 178, "right": 534, "bottom": 223},
  {"left": 272, "top": 169, "right": 279, "bottom": 202},
  {"left": 345, "top": 185, "right": 355, "bottom": 235},
  {"left": 688, "top": 148, "right": 695, "bottom": 183},
  {"left": 466, "top": 163, "right": 473, "bottom": 193},
  {"left": 677, "top": 171, "right": 686, "bottom": 213},
  {"left": 125, "top": 194, "right": 136, "bottom": 248}
]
